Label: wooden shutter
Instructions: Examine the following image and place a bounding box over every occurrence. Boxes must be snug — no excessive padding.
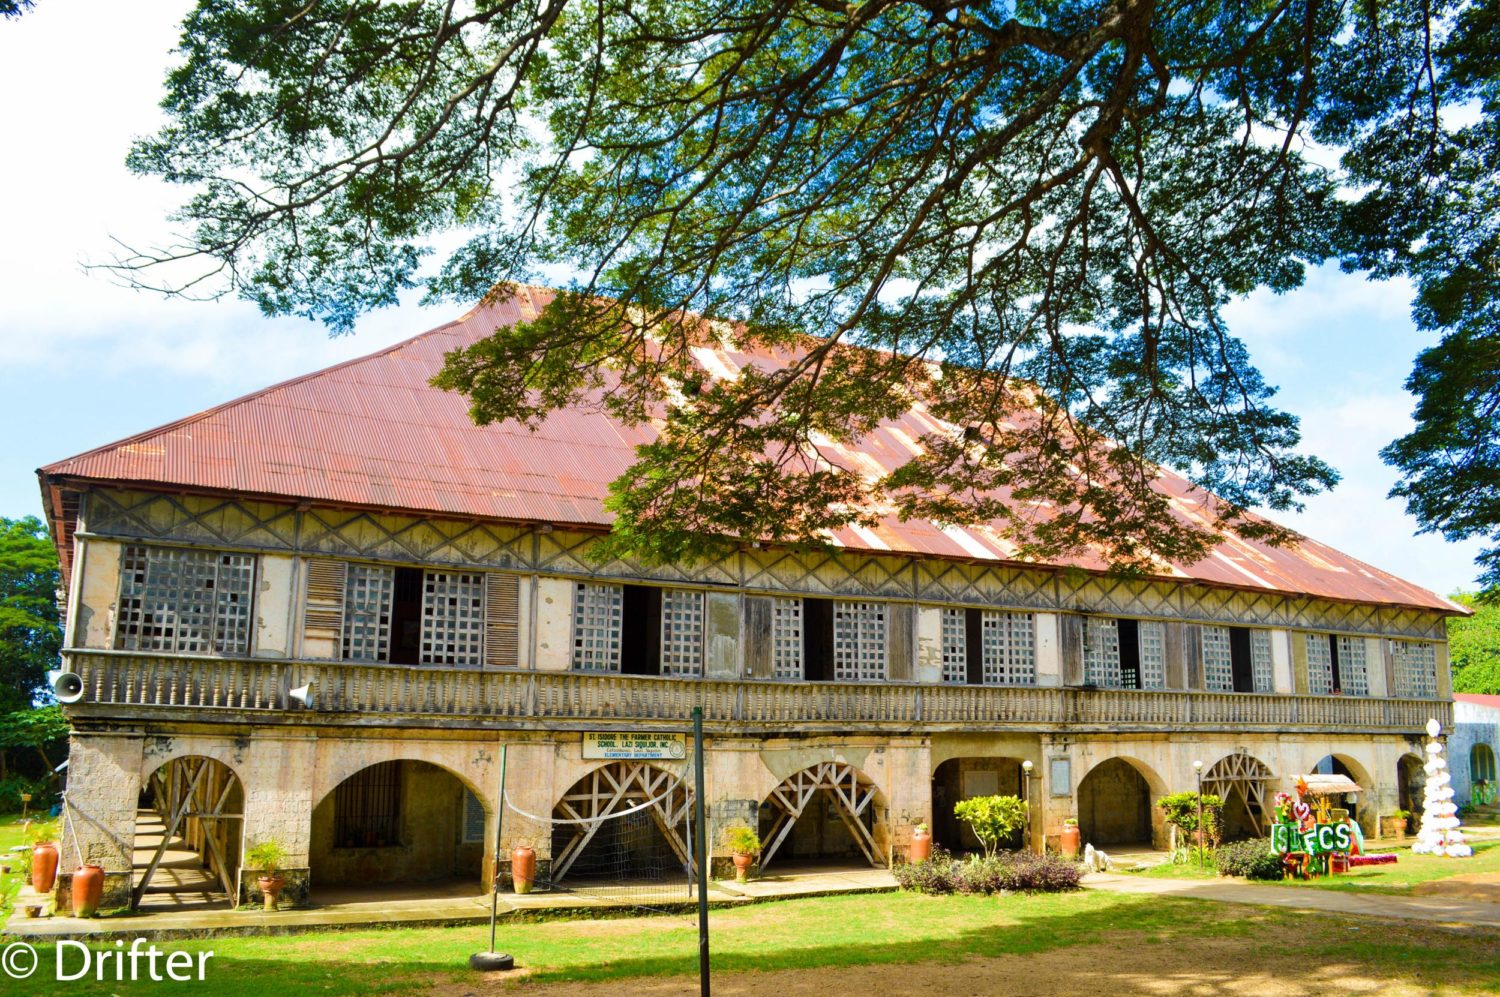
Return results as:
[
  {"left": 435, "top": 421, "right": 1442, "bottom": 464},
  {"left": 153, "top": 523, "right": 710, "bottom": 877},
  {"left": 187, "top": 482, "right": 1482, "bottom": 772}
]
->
[
  {"left": 887, "top": 604, "right": 914, "bottom": 681},
  {"left": 484, "top": 573, "right": 520, "bottom": 668},
  {"left": 303, "top": 558, "right": 348, "bottom": 645},
  {"left": 1059, "top": 614, "right": 1084, "bottom": 686},
  {"left": 742, "top": 597, "right": 773, "bottom": 678}
]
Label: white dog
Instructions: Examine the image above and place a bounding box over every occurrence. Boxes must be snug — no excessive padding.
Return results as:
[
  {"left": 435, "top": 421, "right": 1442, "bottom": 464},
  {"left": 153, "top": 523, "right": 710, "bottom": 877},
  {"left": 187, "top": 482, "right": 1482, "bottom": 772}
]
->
[{"left": 1082, "top": 843, "right": 1113, "bottom": 872}]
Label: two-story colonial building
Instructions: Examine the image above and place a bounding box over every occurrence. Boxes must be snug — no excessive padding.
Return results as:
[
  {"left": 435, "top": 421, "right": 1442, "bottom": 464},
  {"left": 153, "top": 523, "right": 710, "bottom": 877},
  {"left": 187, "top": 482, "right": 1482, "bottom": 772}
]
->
[{"left": 39, "top": 287, "right": 1464, "bottom": 909}]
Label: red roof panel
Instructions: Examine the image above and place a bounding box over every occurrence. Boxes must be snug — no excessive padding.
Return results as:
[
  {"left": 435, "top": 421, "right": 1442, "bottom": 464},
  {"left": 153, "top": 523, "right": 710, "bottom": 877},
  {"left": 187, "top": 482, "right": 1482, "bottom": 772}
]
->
[{"left": 40, "top": 288, "right": 1464, "bottom": 614}]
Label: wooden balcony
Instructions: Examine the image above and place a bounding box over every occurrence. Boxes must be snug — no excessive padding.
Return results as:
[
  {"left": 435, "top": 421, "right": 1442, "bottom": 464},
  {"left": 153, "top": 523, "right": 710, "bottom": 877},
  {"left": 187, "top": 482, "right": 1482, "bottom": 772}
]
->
[{"left": 63, "top": 649, "right": 1450, "bottom": 735}]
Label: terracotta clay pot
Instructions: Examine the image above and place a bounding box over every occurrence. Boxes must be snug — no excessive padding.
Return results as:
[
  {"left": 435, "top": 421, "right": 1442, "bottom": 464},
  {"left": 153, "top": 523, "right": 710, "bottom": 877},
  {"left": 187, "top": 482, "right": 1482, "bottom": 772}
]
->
[
  {"left": 257, "top": 875, "right": 286, "bottom": 912},
  {"left": 909, "top": 826, "right": 933, "bottom": 864},
  {"left": 30, "top": 842, "right": 59, "bottom": 894},
  {"left": 1060, "top": 824, "right": 1081, "bottom": 859},
  {"left": 511, "top": 845, "right": 536, "bottom": 895},
  {"left": 71, "top": 864, "right": 104, "bottom": 917},
  {"left": 1380, "top": 817, "right": 1407, "bottom": 842},
  {"left": 732, "top": 852, "right": 754, "bottom": 882}
]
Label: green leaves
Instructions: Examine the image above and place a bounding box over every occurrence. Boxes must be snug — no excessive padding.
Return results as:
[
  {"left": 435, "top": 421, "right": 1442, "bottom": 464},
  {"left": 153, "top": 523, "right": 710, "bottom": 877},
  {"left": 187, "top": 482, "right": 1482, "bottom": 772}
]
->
[
  {"left": 125, "top": 0, "right": 1497, "bottom": 573},
  {"left": 953, "top": 795, "right": 1029, "bottom": 858},
  {"left": 0, "top": 517, "right": 61, "bottom": 714}
]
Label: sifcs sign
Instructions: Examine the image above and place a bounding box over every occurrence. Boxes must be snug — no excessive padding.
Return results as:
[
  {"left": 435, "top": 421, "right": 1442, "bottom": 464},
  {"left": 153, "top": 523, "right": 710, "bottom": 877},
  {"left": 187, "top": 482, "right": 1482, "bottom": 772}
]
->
[
  {"left": 582, "top": 732, "right": 687, "bottom": 760},
  {"left": 1271, "top": 821, "right": 1352, "bottom": 856}
]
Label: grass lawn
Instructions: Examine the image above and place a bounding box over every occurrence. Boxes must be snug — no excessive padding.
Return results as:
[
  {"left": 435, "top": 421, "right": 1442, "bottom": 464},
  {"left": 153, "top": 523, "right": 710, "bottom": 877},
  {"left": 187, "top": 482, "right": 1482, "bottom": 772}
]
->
[
  {"left": 2, "top": 888, "right": 1497, "bottom": 996},
  {"left": 1268, "top": 836, "right": 1500, "bottom": 895},
  {"left": 1, "top": 811, "right": 37, "bottom": 921}
]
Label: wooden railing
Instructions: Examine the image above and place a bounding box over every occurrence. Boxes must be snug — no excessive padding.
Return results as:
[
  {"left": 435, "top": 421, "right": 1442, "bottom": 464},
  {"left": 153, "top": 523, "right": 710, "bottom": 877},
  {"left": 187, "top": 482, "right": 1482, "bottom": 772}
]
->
[{"left": 64, "top": 649, "right": 1450, "bottom": 733}]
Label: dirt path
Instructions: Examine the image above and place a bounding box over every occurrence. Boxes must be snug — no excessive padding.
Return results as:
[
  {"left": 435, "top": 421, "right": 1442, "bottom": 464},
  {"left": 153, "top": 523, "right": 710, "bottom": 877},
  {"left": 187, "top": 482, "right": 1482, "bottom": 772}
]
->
[
  {"left": 1082, "top": 872, "right": 1500, "bottom": 927},
  {"left": 447, "top": 925, "right": 1495, "bottom": 997}
]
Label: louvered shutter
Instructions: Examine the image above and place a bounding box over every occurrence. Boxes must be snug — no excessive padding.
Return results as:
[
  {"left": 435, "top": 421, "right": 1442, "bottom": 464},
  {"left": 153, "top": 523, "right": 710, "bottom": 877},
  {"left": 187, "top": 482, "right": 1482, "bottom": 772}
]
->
[
  {"left": 484, "top": 573, "right": 520, "bottom": 668},
  {"left": 304, "top": 558, "right": 347, "bottom": 638}
]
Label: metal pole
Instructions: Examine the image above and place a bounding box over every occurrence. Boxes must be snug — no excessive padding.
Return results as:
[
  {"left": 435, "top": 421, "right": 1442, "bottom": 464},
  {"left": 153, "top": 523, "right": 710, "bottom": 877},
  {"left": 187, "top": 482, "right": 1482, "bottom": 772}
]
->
[
  {"left": 470, "top": 743, "right": 513, "bottom": 972},
  {"left": 1196, "top": 770, "right": 1204, "bottom": 870},
  {"left": 694, "top": 707, "right": 710, "bottom": 997}
]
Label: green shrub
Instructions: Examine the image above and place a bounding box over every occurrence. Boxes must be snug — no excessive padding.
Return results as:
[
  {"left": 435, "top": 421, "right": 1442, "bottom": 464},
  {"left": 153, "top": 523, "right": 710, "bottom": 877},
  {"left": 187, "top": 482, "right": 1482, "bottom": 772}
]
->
[
  {"left": 246, "top": 839, "right": 286, "bottom": 873},
  {"left": 722, "top": 825, "right": 761, "bottom": 855},
  {"left": 952, "top": 795, "right": 1028, "bottom": 857},
  {"left": 1214, "top": 838, "right": 1284, "bottom": 880},
  {"left": 1157, "top": 792, "right": 1224, "bottom": 844},
  {"left": 0, "top": 775, "right": 56, "bottom": 813},
  {"left": 894, "top": 849, "right": 1081, "bottom": 894}
]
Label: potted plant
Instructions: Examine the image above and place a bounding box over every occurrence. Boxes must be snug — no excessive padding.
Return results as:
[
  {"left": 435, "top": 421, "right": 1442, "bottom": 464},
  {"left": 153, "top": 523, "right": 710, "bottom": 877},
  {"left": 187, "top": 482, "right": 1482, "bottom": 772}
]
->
[
  {"left": 723, "top": 826, "right": 761, "bottom": 882},
  {"left": 246, "top": 839, "right": 287, "bottom": 911},
  {"left": 1060, "top": 817, "right": 1081, "bottom": 859},
  {"left": 909, "top": 821, "right": 933, "bottom": 863},
  {"left": 1380, "top": 810, "right": 1410, "bottom": 841},
  {"left": 25, "top": 820, "right": 60, "bottom": 895}
]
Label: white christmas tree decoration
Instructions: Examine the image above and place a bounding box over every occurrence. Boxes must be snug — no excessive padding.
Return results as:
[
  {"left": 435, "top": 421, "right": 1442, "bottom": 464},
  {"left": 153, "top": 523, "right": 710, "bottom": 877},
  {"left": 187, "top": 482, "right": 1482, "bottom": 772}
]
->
[{"left": 1411, "top": 718, "right": 1473, "bottom": 858}]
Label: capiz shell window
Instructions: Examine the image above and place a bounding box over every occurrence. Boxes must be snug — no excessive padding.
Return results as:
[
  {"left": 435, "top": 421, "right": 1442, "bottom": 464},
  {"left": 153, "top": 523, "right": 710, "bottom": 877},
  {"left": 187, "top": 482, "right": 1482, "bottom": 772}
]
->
[
  {"left": 115, "top": 545, "right": 256, "bottom": 655},
  {"left": 833, "top": 601, "right": 887, "bottom": 682}
]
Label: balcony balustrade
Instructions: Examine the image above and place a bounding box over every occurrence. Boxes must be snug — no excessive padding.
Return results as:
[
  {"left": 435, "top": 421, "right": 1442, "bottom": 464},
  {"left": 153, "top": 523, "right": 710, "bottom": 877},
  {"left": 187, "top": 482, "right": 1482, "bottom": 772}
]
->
[{"left": 63, "top": 649, "right": 1449, "bottom": 734}]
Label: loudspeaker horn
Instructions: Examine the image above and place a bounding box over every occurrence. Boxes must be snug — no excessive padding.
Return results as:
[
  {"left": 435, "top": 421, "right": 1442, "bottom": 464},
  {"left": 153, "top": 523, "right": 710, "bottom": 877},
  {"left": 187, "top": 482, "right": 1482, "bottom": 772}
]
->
[
  {"left": 48, "top": 670, "right": 84, "bottom": 704},
  {"left": 288, "top": 681, "right": 315, "bottom": 709}
]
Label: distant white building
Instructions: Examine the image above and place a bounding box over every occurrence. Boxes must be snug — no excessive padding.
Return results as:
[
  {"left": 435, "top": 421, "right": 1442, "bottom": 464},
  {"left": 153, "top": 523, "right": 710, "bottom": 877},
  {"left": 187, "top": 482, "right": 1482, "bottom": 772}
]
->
[{"left": 1453, "top": 694, "right": 1500, "bottom": 808}]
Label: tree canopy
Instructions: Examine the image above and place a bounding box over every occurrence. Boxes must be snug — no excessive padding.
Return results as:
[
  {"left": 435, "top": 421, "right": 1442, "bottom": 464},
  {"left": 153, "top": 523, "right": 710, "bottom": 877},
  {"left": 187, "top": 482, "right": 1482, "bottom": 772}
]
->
[
  {"left": 120, "top": 0, "right": 1497, "bottom": 577},
  {"left": 0, "top": 516, "right": 61, "bottom": 714},
  {"left": 1449, "top": 593, "right": 1500, "bottom": 694}
]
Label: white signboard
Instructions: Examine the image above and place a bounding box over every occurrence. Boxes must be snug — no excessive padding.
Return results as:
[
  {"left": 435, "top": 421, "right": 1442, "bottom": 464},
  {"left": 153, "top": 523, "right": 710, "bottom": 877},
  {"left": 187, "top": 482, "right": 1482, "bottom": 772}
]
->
[{"left": 583, "top": 732, "right": 687, "bottom": 761}]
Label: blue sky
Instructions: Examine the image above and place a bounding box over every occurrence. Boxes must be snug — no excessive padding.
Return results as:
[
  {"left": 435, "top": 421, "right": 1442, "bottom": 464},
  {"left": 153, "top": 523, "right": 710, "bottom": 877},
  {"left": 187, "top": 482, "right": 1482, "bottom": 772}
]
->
[{"left": 0, "top": 2, "right": 1485, "bottom": 597}]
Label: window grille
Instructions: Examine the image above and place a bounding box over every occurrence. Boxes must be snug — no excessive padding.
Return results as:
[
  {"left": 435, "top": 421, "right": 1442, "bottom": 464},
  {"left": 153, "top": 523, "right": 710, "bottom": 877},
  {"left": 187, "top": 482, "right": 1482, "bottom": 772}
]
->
[
  {"left": 573, "top": 583, "right": 623, "bottom": 671},
  {"left": 1201, "top": 626, "right": 1235, "bottom": 692},
  {"left": 833, "top": 601, "right": 887, "bottom": 682},
  {"left": 1083, "top": 617, "right": 1121, "bottom": 688},
  {"left": 343, "top": 563, "right": 395, "bottom": 662},
  {"left": 1250, "top": 630, "right": 1274, "bottom": 693},
  {"left": 985, "top": 612, "right": 1036, "bottom": 686},
  {"left": 115, "top": 545, "right": 255, "bottom": 655},
  {"left": 420, "top": 571, "right": 486, "bottom": 666},
  {"left": 462, "top": 789, "right": 486, "bottom": 844},
  {"left": 335, "top": 761, "right": 401, "bottom": 848},
  {"left": 772, "top": 598, "right": 803, "bottom": 679},
  {"left": 1306, "top": 633, "right": 1334, "bottom": 694},
  {"left": 660, "top": 589, "right": 705, "bottom": 676},
  {"left": 1138, "top": 621, "right": 1167, "bottom": 689},
  {"left": 940, "top": 608, "right": 967, "bottom": 684},
  {"left": 1336, "top": 636, "right": 1369, "bottom": 696},
  {"left": 1391, "top": 640, "right": 1437, "bottom": 698}
]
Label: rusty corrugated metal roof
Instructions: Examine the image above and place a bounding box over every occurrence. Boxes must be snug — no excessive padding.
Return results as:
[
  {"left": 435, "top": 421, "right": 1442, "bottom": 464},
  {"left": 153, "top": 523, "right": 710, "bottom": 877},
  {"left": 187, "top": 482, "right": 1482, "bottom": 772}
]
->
[{"left": 38, "top": 288, "right": 1465, "bottom": 614}]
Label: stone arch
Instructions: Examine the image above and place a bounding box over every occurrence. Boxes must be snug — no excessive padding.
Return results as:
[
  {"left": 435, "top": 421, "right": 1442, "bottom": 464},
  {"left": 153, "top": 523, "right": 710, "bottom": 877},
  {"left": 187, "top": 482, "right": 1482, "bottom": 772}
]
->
[
  {"left": 132, "top": 755, "right": 245, "bottom": 911},
  {"left": 931, "top": 755, "right": 1028, "bottom": 854},
  {"left": 138, "top": 741, "right": 249, "bottom": 790},
  {"left": 547, "top": 761, "right": 694, "bottom": 883},
  {"left": 1078, "top": 756, "right": 1168, "bottom": 849},
  {"left": 312, "top": 749, "right": 494, "bottom": 816},
  {"left": 1307, "top": 753, "right": 1374, "bottom": 830},
  {"left": 1202, "top": 752, "right": 1274, "bottom": 839},
  {"left": 758, "top": 761, "right": 887, "bottom": 869},
  {"left": 1470, "top": 743, "right": 1497, "bottom": 798},
  {"left": 310, "top": 758, "right": 490, "bottom": 896}
]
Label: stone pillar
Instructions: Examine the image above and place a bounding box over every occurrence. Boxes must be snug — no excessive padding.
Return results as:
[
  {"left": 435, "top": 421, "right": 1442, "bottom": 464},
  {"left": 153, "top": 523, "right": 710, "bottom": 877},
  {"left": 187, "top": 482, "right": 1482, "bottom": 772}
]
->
[
  {"left": 884, "top": 739, "right": 932, "bottom": 865},
  {"left": 59, "top": 732, "right": 143, "bottom": 910},
  {"left": 499, "top": 739, "right": 559, "bottom": 885},
  {"left": 239, "top": 733, "right": 316, "bottom": 906}
]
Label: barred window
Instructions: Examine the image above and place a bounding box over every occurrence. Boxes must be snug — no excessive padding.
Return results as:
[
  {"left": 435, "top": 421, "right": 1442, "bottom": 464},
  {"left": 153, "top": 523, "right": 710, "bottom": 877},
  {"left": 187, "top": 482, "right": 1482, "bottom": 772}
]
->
[
  {"left": 833, "top": 601, "right": 887, "bottom": 682},
  {"left": 1084, "top": 617, "right": 1122, "bottom": 687},
  {"left": 1201, "top": 626, "right": 1235, "bottom": 692},
  {"left": 420, "top": 571, "right": 486, "bottom": 666},
  {"left": 334, "top": 761, "right": 401, "bottom": 848},
  {"left": 573, "top": 583, "right": 623, "bottom": 671},
  {"left": 941, "top": 608, "right": 968, "bottom": 684},
  {"left": 462, "top": 788, "right": 487, "bottom": 844},
  {"left": 1139, "top": 621, "right": 1167, "bottom": 690},
  {"left": 1306, "top": 634, "right": 1335, "bottom": 694},
  {"left": 1337, "top": 636, "right": 1369, "bottom": 696},
  {"left": 1251, "top": 630, "right": 1274, "bottom": 693},
  {"left": 1392, "top": 640, "right": 1438, "bottom": 699},
  {"left": 115, "top": 545, "right": 255, "bottom": 655},
  {"left": 984, "top": 612, "right": 1036, "bottom": 686},
  {"left": 660, "top": 589, "right": 705, "bottom": 677},
  {"left": 772, "top": 598, "right": 804, "bottom": 679},
  {"left": 343, "top": 563, "right": 395, "bottom": 662}
]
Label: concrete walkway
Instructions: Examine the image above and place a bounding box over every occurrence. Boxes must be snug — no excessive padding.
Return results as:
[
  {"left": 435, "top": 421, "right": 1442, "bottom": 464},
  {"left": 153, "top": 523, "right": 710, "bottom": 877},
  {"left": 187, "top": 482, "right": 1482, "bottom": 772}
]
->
[
  {"left": 4, "top": 865, "right": 898, "bottom": 941},
  {"left": 1083, "top": 872, "right": 1500, "bottom": 928}
]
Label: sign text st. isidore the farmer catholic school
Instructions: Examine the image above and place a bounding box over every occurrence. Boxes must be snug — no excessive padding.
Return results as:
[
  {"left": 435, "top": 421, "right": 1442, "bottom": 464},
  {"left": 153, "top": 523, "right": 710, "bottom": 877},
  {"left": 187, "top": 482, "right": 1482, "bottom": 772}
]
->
[{"left": 582, "top": 732, "right": 687, "bottom": 761}]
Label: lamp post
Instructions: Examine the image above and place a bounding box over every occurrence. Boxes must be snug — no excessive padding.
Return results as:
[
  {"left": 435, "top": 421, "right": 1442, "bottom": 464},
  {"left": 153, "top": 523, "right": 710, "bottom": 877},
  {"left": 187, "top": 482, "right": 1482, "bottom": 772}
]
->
[
  {"left": 1192, "top": 760, "right": 1204, "bottom": 869},
  {"left": 1022, "top": 760, "right": 1035, "bottom": 853}
]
